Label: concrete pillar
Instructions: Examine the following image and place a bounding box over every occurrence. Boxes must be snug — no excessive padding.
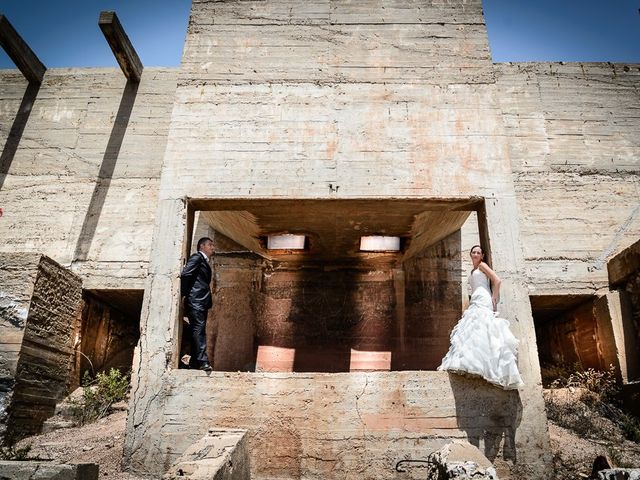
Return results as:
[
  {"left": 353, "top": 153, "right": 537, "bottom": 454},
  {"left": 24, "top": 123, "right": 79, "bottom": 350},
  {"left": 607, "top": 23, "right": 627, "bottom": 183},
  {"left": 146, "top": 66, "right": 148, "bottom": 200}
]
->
[
  {"left": 124, "top": 197, "right": 187, "bottom": 471},
  {"left": 603, "top": 290, "right": 640, "bottom": 383},
  {"left": 483, "top": 195, "right": 552, "bottom": 478}
]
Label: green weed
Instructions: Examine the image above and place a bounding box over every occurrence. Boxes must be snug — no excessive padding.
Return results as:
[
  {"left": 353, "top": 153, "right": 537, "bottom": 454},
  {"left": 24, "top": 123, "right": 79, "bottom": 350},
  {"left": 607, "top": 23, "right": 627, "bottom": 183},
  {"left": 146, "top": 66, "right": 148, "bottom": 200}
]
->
[{"left": 73, "top": 369, "right": 130, "bottom": 425}]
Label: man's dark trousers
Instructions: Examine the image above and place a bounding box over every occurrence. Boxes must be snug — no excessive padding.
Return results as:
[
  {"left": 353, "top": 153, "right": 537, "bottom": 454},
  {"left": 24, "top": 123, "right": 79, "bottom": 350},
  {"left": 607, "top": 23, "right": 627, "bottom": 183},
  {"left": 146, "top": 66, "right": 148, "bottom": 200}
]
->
[
  {"left": 186, "top": 308, "right": 209, "bottom": 369},
  {"left": 181, "top": 251, "right": 213, "bottom": 369}
]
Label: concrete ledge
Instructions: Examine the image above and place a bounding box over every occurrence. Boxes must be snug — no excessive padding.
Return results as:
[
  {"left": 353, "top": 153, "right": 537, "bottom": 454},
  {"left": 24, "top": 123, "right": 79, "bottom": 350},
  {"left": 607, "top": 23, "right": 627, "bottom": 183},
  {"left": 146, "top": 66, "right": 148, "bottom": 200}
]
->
[
  {"left": 0, "top": 461, "right": 98, "bottom": 479},
  {"left": 608, "top": 239, "right": 640, "bottom": 287},
  {"left": 164, "top": 428, "right": 250, "bottom": 480}
]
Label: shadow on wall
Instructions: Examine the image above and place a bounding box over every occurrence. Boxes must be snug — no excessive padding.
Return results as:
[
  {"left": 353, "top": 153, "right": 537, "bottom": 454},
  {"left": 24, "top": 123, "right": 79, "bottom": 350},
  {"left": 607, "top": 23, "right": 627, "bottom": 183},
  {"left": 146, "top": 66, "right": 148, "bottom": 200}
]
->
[
  {"left": 448, "top": 373, "right": 522, "bottom": 463},
  {"left": 0, "top": 82, "right": 40, "bottom": 192},
  {"left": 74, "top": 80, "right": 139, "bottom": 262},
  {"left": 203, "top": 230, "right": 465, "bottom": 372},
  {"left": 260, "top": 261, "right": 392, "bottom": 372}
]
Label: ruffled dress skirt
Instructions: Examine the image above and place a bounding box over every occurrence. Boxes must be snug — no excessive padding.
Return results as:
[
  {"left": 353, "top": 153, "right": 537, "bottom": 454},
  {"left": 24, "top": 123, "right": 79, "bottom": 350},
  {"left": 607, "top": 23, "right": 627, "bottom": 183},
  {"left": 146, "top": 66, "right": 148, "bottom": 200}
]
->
[{"left": 437, "top": 289, "right": 524, "bottom": 390}]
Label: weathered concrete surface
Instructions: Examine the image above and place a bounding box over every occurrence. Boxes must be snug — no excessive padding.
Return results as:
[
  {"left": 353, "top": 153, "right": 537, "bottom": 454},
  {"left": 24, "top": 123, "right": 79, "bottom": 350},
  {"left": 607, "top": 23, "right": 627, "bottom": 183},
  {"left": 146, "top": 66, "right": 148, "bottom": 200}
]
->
[
  {"left": 426, "top": 440, "right": 499, "bottom": 479},
  {"left": 607, "top": 240, "right": 640, "bottom": 383},
  {"left": 164, "top": 429, "right": 250, "bottom": 480},
  {"left": 534, "top": 294, "right": 621, "bottom": 374},
  {"left": 2, "top": 0, "right": 635, "bottom": 479},
  {"left": 126, "top": 0, "right": 550, "bottom": 478},
  {"left": 0, "top": 253, "right": 40, "bottom": 440},
  {"left": 495, "top": 63, "right": 640, "bottom": 296},
  {"left": 0, "top": 68, "right": 177, "bottom": 289},
  {"left": 5, "top": 256, "right": 82, "bottom": 440},
  {"left": 608, "top": 239, "right": 640, "bottom": 288},
  {"left": 0, "top": 461, "right": 98, "bottom": 480},
  {"left": 206, "top": 230, "right": 466, "bottom": 373},
  {"left": 150, "top": 371, "right": 521, "bottom": 480},
  {"left": 183, "top": 0, "right": 494, "bottom": 85}
]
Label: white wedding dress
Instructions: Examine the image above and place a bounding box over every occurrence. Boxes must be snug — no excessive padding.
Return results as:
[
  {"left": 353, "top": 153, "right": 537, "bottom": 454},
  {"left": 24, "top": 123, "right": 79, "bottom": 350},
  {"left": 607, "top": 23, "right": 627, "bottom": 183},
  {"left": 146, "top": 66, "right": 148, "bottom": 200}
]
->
[{"left": 438, "top": 268, "right": 524, "bottom": 390}]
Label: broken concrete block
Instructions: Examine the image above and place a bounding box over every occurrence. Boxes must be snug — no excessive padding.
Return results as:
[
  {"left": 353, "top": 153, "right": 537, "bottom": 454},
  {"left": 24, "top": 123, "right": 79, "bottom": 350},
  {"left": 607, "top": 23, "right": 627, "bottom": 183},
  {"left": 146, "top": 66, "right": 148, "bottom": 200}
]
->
[
  {"left": 164, "top": 428, "right": 249, "bottom": 480},
  {"left": 0, "top": 461, "right": 98, "bottom": 479},
  {"left": 428, "top": 440, "right": 499, "bottom": 479}
]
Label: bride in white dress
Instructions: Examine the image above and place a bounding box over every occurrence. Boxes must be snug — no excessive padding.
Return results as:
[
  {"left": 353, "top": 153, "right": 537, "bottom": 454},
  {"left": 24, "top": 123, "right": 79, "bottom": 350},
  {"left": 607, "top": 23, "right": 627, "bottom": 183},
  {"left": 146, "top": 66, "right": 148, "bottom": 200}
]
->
[{"left": 438, "top": 245, "right": 524, "bottom": 390}]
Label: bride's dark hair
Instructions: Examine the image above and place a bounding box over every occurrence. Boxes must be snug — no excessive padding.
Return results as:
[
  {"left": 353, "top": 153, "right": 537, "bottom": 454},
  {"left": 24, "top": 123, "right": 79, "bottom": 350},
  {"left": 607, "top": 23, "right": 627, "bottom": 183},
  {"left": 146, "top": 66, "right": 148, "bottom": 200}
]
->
[{"left": 469, "top": 244, "right": 491, "bottom": 269}]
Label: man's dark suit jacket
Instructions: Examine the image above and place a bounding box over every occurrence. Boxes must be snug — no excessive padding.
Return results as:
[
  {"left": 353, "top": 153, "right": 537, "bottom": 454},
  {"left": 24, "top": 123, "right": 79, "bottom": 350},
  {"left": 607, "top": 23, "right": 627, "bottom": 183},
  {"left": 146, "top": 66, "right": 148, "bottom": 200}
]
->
[{"left": 180, "top": 252, "right": 213, "bottom": 311}]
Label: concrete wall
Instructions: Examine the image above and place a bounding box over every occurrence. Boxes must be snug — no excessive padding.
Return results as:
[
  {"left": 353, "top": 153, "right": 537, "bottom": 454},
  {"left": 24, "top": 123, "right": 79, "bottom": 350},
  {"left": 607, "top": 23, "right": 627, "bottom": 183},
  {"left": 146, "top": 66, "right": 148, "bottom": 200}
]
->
[
  {"left": 153, "top": 371, "right": 522, "bottom": 480},
  {"left": 0, "top": 68, "right": 177, "bottom": 289},
  {"left": 207, "top": 232, "right": 466, "bottom": 373},
  {"left": 495, "top": 63, "right": 640, "bottom": 295},
  {"left": 126, "top": 1, "right": 550, "bottom": 478},
  {"left": 1, "top": 1, "right": 637, "bottom": 478},
  {"left": 534, "top": 295, "right": 621, "bottom": 374}
]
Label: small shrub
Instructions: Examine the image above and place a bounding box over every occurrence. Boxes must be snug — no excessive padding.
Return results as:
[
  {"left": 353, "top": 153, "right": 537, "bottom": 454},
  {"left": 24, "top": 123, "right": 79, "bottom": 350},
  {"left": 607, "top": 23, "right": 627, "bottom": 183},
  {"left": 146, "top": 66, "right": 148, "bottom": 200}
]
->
[
  {"left": 541, "top": 362, "right": 579, "bottom": 388},
  {"left": 546, "top": 364, "right": 640, "bottom": 445},
  {"left": 550, "top": 364, "right": 620, "bottom": 403},
  {"left": 619, "top": 412, "right": 640, "bottom": 444},
  {"left": 607, "top": 446, "right": 635, "bottom": 469},
  {"left": 73, "top": 368, "right": 129, "bottom": 425}
]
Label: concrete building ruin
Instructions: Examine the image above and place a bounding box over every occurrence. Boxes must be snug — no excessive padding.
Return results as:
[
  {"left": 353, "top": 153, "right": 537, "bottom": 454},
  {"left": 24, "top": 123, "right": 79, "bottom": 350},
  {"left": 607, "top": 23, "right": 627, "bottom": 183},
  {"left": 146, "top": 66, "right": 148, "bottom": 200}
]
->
[{"left": 1, "top": 1, "right": 639, "bottom": 478}]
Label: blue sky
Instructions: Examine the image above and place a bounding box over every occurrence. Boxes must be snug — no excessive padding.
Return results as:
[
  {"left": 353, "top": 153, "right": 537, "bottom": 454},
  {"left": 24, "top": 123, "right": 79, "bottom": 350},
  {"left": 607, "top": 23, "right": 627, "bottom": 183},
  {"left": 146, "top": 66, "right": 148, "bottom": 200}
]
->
[{"left": 0, "top": 0, "right": 639, "bottom": 69}]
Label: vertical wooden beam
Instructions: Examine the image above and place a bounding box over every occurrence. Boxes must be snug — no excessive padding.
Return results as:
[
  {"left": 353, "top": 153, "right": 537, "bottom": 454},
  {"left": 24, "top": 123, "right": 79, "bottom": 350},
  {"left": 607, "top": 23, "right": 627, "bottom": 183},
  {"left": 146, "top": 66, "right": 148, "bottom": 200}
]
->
[
  {"left": 98, "top": 11, "right": 143, "bottom": 82},
  {"left": 0, "top": 14, "right": 46, "bottom": 83}
]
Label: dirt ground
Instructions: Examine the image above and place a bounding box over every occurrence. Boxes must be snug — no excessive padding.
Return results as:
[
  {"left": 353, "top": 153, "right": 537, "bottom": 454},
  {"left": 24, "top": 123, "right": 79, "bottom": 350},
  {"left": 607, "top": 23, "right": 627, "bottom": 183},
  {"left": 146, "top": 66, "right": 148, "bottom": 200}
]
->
[
  {"left": 545, "top": 388, "right": 640, "bottom": 479},
  {"left": 549, "top": 421, "right": 640, "bottom": 479},
  {"left": 15, "top": 409, "right": 144, "bottom": 480},
  {"left": 12, "top": 388, "right": 640, "bottom": 479}
]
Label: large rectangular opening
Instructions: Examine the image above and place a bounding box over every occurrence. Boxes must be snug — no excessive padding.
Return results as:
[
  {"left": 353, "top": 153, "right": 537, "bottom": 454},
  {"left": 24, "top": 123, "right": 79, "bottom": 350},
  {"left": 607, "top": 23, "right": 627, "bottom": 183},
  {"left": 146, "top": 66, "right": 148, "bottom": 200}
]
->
[
  {"left": 74, "top": 289, "right": 142, "bottom": 387},
  {"left": 178, "top": 198, "right": 486, "bottom": 373},
  {"left": 530, "top": 294, "right": 623, "bottom": 385}
]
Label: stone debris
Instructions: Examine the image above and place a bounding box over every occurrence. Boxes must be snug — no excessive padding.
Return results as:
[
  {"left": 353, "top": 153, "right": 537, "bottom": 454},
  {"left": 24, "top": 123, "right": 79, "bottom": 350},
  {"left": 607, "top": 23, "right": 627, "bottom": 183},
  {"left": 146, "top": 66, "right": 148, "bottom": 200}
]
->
[
  {"left": 0, "top": 461, "right": 98, "bottom": 480},
  {"left": 597, "top": 470, "right": 640, "bottom": 480},
  {"left": 427, "top": 440, "right": 499, "bottom": 480},
  {"left": 164, "top": 428, "right": 249, "bottom": 480}
]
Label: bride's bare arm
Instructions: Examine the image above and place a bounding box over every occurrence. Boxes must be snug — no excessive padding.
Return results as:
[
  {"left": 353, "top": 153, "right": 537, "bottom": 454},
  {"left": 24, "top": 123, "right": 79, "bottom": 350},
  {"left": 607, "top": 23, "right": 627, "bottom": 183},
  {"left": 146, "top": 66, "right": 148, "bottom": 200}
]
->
[{"left": 479, "top": 262, "right": 502, "bottom": 310}]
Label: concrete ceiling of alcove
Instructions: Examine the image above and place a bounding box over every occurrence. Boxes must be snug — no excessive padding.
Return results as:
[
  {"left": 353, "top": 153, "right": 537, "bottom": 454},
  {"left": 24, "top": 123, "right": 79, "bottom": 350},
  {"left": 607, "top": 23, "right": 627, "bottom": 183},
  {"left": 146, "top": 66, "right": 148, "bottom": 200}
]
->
[{"left": 195, "top": 198, "right": 482, "bottom": 263}]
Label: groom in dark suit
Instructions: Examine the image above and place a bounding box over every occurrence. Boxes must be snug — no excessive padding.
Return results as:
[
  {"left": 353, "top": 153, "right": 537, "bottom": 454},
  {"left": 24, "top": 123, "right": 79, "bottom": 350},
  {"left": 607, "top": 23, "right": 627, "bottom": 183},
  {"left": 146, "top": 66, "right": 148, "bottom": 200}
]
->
[{"left": 181, "top": 237, "right": 215, "bottom": 371}]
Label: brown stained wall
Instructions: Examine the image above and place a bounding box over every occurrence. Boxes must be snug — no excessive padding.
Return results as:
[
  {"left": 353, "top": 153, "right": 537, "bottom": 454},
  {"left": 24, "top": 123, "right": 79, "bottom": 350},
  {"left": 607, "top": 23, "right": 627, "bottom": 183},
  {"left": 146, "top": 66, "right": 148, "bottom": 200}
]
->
[
  {"left": 534, "top": 298, "right": 613, "bottom": 371},
  {"left": 401, "top": 232, "right": 464, "bottom": 370},
  {"left": 6, "top": 256, "right": 83, "bottom": 440},
  {"left": 208, "top": 255, "right": 261, "bottom": 372},
  {"left": 256, "top": 264, "right": 396, "bottom": 371},
  {"left": 608, "top": 239, "right": 640, "bottom": 382},
  {"left": 623, "top": 273, "right": 640, "bottom": 376},
  {"left": 77, "top": 291, "right": 141, "bottom": 383},
  {"left": 205, "top": 234, "right": 463, "bottom": 373}
]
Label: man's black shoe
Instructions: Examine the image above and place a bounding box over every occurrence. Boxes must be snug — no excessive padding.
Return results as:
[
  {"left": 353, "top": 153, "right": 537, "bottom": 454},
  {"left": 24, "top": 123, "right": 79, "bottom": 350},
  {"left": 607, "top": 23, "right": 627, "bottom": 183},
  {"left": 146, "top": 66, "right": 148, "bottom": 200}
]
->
[{"left": 200, "top": 363, "right": 212, "bottom": 372}]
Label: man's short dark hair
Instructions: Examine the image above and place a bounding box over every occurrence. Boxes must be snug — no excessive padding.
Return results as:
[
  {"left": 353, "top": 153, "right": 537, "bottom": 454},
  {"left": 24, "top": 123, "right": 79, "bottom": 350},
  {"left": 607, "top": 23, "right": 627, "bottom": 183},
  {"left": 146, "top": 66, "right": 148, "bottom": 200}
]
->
[{"left": 197, "top": 237, "right": 213, "bottom": 251}]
